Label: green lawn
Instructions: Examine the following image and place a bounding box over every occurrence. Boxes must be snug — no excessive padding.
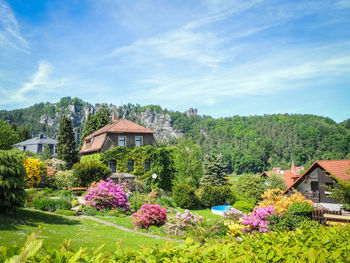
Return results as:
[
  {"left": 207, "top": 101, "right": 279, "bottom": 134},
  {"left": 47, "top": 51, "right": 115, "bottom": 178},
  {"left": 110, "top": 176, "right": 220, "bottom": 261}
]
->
[{"left": 0, "top": 209, "right": 172, "bottom": 252}]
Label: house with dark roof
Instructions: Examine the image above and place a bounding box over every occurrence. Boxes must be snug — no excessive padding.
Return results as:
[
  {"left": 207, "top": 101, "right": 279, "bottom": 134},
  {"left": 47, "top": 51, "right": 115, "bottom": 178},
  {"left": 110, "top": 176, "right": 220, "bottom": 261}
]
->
[
  {"left": 259, "top": 162, "right": 304, "bottom": 190},
  {"left": 80, "top": 117, "right": 156, "bottom": 155},
  {"left": 14, "top": 134, "right": 57, "bottom": 155},
  {"left": 284, "top": 159, "right": 350, "bottom": 210}
]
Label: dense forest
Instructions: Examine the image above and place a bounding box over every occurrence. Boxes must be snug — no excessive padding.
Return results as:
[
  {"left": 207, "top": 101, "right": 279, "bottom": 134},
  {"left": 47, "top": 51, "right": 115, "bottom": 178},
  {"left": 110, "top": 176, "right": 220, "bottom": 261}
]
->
[{"left": 1, "top": 97, "right": 349, "bottom": 174}]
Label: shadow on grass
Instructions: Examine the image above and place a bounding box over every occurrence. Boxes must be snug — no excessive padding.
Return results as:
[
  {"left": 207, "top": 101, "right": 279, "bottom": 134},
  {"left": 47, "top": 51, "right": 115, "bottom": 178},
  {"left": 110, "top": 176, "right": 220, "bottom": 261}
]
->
[{"left": 0, "top": 209, "right": 80, "bottom": 230}]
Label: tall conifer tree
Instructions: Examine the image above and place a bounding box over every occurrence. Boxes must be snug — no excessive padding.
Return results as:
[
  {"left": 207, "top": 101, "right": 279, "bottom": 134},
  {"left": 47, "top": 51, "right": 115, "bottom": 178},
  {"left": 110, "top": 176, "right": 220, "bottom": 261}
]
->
[
  {"left": 57, "top": 115, "right": 78, "bottom": 169},
  {"left": 200, "top": 153, "right": 228, "bottom": 186}
]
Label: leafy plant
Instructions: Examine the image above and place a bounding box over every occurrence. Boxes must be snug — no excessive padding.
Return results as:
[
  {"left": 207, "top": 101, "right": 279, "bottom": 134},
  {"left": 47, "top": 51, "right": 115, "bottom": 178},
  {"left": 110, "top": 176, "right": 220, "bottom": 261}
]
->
[
  {"left": 232, "top": 200, "right": 255, "bottom": 213},
  {"left": 54, "top": 170, "right": 78, "bottom": 190},
  {"left": 233, "top": 174, "right": 266, "bottom": 202},
  {"left": 197, "top": 185, "right": 234, "bottom": 208},
  {"left": 32, "top": 197, "right": 71, "bottom": 211},
  {"left": 172, "top": 183, "right": 198, "bottom": 209},
  {"left": 54, "top": 209, "right": 77, "bottom": 216},
  {"left": 73, "top": 160, "right": 111, "bottom": 187},
  {"left": 0, "top": 150, "right": 27, "bottom": 213},
  {"left": 132, "top": 203, "right": 167, "bottom": 229},
  {"left": 164, "top": 209, "right": 202, "bottom": 236}
]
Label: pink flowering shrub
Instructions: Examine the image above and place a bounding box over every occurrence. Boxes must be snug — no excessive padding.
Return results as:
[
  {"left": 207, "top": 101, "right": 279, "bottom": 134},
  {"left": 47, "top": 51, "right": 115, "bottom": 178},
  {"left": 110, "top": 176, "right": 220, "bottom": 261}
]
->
[
  {"left": 132, "top": 203, "right": 167, "bottom": 229},
  {"left": 84, "top": 178, "right": 130, "bottom": 211},
  {"left": 164, "top": 209, "right": 202, "bottom": 236},
  {"left": 241, "top": 206, "right": 274, "bottom": 233}
]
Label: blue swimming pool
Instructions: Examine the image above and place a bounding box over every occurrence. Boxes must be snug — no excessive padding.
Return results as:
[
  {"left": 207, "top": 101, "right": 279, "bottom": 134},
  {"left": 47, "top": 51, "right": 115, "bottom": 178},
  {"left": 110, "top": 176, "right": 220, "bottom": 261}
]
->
[{"left": 211, "top": 205, "right": 231, "bottom": 215}]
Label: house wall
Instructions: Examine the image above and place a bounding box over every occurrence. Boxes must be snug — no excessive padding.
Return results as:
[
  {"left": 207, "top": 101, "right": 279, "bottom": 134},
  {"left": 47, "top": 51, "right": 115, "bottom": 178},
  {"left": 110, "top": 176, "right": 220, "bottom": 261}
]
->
[
  {"left": 296, "top": 169, "right": 318, "bottom": 192},
  {"left": 101, "top": 133, "right": 156, "bottom": 152},
  {"left": 317, "top": 168, "right": 339, "bottom": 203}
]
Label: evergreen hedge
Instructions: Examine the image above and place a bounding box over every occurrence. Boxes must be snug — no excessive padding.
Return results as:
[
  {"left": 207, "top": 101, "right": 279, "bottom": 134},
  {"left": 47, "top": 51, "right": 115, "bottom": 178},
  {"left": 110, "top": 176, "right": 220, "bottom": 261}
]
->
[{"left": 0, "top": 150, "right": 27, "bottom": 213}]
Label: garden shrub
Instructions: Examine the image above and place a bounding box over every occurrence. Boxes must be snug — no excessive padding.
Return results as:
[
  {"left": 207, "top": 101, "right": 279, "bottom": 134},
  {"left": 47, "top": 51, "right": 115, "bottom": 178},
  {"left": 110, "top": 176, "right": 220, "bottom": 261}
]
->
[
  {"left": 197, "top": 185, "right": 234, "bottom": 208},
  {"left": 0, "top": 150, "right": 27, "bottom": 213},
  {"left": 240, "top": 206, "right": 274, "bottom": 233},
  {"left": 132, "top": 203, "right": 167, "bottom": 229},
  {"left": 72, "top": 160, "right": 111, "bottom": 187},
  {"left": 54, "top": 209, "right": 76, "bottom": 216},
  {"left": 233, "top": 174, "right": 266, "bottom": 202},
  {"left": 54, "top": 170, "right": 78, "bottom": 190},
  {"left": 223, "top": 207, "right": 243, "bottom": 221},
  {"left": 172, "top": 183, "right": 198, "bottom": 209},
  {"left": 3, "top": 224, "right": 350, "bottom": 262},
  {"left": 129, "top": 192, "right": 148, "bottom": 212},
  {"left": 84, "top": 178, "right": 130, "bottom": 211},
  {"left": 268, "top": 213, "right": 311, "bottom": 231},
  {"left": 71, "top": 200, "right": 79, "bottom": 207},
  {"left": 164, "top": 209, "right": 202, "bottom": 236},
  {"left": 232, "top": 200, "right": 255, "bottom": 213},
  {"left": 259, "top": 189, "right": 312, "bottom": 215},
  {"left": 23, "top": 157, "right": 47, "bottom": 188},
  {"left": 288, "top": 202, "right": 313, "bottom": 218},
  {"left": 32, "top": 197, "right": 71, "bottom": 211}
]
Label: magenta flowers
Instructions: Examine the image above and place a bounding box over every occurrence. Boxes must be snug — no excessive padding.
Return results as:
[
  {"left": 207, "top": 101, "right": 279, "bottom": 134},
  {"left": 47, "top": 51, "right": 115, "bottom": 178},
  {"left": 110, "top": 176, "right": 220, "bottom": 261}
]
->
[
  {"left": 132, "top": 203, "right": 167, "bottom": 229},
  {"left": 84, "top": 178, "right": 130, "bottom": 211},
  {"left": 241, "top": 206, "right": 274, "bottom": 233}
]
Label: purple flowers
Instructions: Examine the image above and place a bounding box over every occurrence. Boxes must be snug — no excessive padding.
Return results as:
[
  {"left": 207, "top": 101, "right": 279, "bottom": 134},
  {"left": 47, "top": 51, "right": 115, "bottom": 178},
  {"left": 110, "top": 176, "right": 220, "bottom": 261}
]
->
[
  {"left": 84, "top": 178, "right": 130, "bottom": 211},
  {"left": 132, "top": 204, "right": 167, "bottom": 229},
  {"left": 165, "top": 210, "right": 202, "bottom": 236},
  {"left": 241, "top": 206, "right": 274, "bottom": 233}
]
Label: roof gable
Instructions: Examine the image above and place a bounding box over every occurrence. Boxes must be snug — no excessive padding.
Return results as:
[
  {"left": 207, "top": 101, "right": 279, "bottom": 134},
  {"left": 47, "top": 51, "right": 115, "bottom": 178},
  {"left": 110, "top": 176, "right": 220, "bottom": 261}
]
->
[
  {"left": 85, "top": 118, "right": 153, "bottom": 140},
  {"left": 284, "top": 159, "right": 350, "bottom": 193}
]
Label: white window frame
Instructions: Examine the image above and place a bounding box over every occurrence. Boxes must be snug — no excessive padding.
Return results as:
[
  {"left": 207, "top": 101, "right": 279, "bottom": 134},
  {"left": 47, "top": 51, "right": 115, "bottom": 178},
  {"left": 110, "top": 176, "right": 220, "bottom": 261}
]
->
[
  {"left": 118, "top": 136, "right": 126, "bottom": 147},
  {"left": 135, "top": 136, "right": 143, "bottom": 147}
]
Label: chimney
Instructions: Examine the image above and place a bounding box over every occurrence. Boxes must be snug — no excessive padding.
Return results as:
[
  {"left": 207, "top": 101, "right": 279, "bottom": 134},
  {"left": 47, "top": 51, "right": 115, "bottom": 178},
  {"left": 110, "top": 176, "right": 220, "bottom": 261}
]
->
[{"left": 112, "top": 114, "right": 118, "bottom": 122}]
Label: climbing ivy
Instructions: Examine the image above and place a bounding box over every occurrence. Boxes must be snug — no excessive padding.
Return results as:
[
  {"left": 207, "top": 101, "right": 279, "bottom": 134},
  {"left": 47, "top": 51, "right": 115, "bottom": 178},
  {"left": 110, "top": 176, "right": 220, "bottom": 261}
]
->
[{"left": 100, "top": 145, "right": 176, "bottom": 191}]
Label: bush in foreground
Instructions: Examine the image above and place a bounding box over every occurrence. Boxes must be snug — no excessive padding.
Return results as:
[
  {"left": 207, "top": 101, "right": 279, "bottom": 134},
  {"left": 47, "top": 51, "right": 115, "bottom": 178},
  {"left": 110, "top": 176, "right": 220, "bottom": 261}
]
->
[
  {"left": 0, "top": 150, "right": 27, "bottom": 213},
  {"left": 132, "top": 203, "right": 167, "bottom": 229},
  {"left": 2, "top": 224, "right": 349, "bottom": 262}
]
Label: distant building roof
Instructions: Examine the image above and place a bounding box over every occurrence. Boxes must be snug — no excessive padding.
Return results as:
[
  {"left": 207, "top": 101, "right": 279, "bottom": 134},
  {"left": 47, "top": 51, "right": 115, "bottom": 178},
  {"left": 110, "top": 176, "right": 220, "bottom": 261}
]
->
[
  {"left": 85, "top": 118, "right": 154, "bottom": 140},
  {"left": 284, "top": 159, "right": 350, "bottom": 194},
  {"left": 14, "top": 134, "right": 57, "bottom": 147},
  {"left": 260, "top": 162, "right": 302, "bottom": 190}
]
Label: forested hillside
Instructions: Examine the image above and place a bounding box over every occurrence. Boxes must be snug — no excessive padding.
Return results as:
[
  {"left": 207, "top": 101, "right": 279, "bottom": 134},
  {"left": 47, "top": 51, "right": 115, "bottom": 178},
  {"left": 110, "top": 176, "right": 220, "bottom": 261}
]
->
[{"left": 1, "top": 97, "right": 349, "bottom": 174}]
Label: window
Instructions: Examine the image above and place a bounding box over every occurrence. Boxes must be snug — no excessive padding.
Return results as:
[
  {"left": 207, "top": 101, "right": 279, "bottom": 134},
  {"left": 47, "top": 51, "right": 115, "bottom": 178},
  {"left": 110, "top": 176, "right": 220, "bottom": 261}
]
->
[
  {"left": 38, "top": 144, "right": 42, "bottom": 153},
  {"left": 145, "top": 159, "right": 151, "bottom": 171},
  {"left": 108, "top": 161, "right": 117, "bottom": 173},
  {"left": 135, "top": 136, "right": 143, "bottom": 147},
  {"left": 128, "top": 159, "right": 134, "bottom": 172},
  {"left": 118, "top": 136, "right": 126, "bottom": 147}
]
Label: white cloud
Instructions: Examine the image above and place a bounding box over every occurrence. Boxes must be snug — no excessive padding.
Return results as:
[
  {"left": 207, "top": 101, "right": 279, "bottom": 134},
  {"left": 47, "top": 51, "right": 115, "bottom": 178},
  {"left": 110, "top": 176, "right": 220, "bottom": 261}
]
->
[{"left": 0, "top": 0, "right": 29, "bottom": 53}]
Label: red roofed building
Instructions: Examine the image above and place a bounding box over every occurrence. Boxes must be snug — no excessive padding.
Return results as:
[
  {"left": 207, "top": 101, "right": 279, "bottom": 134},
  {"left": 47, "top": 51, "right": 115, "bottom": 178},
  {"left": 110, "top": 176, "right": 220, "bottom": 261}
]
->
[
  {"left": 259, "top": 162, "right": 304, "bottom": 190},
  {"left": 80, "top": 118, "right": 157, "bottom": 155},
  {"left": 284, "top": 159, "right": 350, "bottom": 209}
]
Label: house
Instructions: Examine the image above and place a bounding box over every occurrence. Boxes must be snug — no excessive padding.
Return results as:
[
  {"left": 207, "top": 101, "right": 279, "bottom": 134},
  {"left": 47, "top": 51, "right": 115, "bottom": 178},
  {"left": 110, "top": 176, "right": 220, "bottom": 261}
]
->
[
  {"left": 259, "top": 163, "right": 304, "bottom": 190},
  {"left": 13, "top": 134, "right": 57, "bottom": 155},
  {"left": 284, "top": 159, "right": 350, "bottom": 210},
  {"left": 80, "top": 117, "right": 156, "bottom": 155}
]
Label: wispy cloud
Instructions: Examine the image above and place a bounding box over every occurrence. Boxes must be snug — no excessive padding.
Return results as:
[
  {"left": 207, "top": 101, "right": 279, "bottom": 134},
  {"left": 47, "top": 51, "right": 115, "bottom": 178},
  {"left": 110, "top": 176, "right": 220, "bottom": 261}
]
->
[{"left": 0, "top": 0, "right": 29, "bottom": 53}]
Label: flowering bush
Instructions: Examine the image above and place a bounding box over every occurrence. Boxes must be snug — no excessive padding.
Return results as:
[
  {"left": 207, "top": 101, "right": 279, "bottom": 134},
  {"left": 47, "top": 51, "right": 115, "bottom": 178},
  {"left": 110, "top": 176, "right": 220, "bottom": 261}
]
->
[
  {"left": 54, "top": 170, "right": 78, "bottom": 190},
  {"left": 164, "top": 209, "right": 202, "bottom": 236},
  {"left": 224, "top": 207, "right": 243, "bottom": 221},
  {"left": 259, "top": 189, "right": 312, "bottom": 215},
  {"left": 132, "top": 204, "right": 167, "bottom": 229},
  {"left": 23, "top": 158, "right": 47, "bottom": 188},
  {"left": 225, "top": 220, "right": 246, "bottom": 237},
  {"left": 84, "top": 178, "right": 130, "bottom": 211},
  {"left": 240, "top": 206, "right": 274, "bottom": 233}
]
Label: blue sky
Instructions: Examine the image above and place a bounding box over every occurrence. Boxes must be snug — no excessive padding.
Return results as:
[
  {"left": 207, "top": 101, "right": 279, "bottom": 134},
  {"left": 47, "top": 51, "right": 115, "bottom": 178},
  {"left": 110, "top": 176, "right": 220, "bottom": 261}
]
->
[{"left": 0, "top": 0, "right": 349, "bottom": 122}]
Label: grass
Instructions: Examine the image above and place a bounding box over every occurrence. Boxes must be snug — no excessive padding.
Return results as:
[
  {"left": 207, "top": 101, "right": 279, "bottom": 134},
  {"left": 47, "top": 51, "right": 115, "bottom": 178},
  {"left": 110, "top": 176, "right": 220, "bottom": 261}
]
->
[
  {"left": 95, "top": 215, "right": 134, "bottom": 229},
  {"left": 0, "top": 209, "right": 172, "bottom": 252}
]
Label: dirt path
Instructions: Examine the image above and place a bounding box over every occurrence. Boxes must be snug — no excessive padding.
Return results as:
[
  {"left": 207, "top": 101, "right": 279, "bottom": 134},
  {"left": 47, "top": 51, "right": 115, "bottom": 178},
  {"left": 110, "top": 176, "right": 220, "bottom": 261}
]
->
[{"left": 80, "top": 215, "right": 184, "bottom": 242}]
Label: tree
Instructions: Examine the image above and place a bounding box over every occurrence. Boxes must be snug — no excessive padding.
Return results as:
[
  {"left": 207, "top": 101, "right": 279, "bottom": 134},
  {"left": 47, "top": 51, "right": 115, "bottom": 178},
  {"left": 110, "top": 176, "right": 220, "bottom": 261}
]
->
[
  {"left": 42, "top": 145, "right": 52, "bottom": 160},
  {"left": 57, "top": 116, "right": 78, "bottom": 169},
  {"left": 174, "top": 138, "right": 203, "bottom": 187},
  {"left": 265, "top": 173, "right": 287, "bottom": 190},
  {"left": 328, "top": 175, "right": 350, "bottom": 208},
  {"left": 80, "top": 106, "right": 111, "bottom": 146},
  {"left": 233, "top": 175, "right": 266, "bottom": 203},
  {"left": 0, "top": 121, "right": 19, "bottom": 150},
  {"left": 0, "top": 150, "right": 27, "bottom": 213},
  {"left": 200, "top": 153, "right": 228, "bottom": 186}
]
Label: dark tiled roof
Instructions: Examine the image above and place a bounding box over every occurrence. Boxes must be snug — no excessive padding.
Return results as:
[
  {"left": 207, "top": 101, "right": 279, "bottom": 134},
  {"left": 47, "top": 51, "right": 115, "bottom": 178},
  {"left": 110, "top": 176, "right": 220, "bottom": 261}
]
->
[{"left": 14, "top": 135, "right": 57, "bottom": 146}]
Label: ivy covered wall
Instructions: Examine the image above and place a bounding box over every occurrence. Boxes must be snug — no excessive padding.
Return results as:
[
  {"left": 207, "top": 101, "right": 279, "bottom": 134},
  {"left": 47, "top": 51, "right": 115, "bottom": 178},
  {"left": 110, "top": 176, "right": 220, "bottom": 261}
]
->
[{"left": 86, "top": 145, "right": 176, "bottom": 191}]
